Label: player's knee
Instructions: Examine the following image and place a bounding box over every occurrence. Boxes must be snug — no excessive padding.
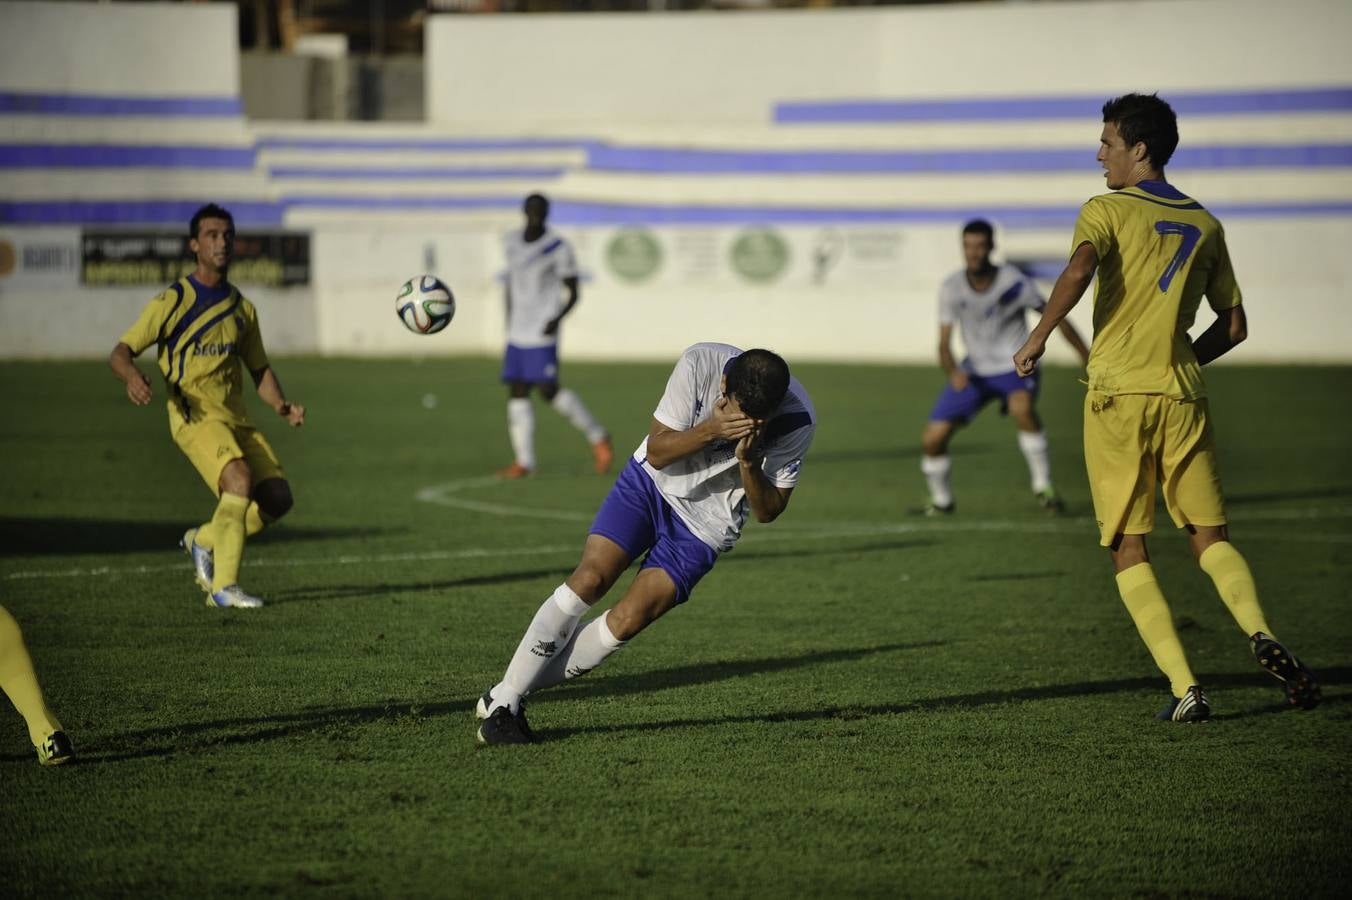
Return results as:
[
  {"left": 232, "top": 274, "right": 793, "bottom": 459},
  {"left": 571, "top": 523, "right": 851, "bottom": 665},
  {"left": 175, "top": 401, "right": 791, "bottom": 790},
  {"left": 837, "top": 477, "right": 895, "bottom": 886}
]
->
[
  {"left": 255, "top": 479, "right": 294, "bottom": 521},
  {"left": 921, "top": 426, "right": 948, "bottom": 456},
  {"left": 566, "top": 564, "right": 611, "bottom": 603},
  {"left": 218, "top": 460, "right": 252, "bottom": 496}
]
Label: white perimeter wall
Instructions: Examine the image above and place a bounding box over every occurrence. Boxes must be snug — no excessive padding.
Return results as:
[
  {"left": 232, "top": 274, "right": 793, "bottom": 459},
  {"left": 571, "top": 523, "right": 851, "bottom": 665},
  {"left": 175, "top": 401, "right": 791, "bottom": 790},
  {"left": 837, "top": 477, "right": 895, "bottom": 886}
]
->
[
  {"left": 0, "top": 1, "right": 238, "bottom": 97},
  {"left": 426, "top": 0, "right": 1352, "bottom": 128}
]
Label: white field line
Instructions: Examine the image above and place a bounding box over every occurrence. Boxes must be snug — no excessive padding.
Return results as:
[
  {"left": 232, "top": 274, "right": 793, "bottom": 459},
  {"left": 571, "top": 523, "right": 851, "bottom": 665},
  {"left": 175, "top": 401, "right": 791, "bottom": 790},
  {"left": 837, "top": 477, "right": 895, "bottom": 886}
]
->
[{"left": 4, "top": 482, "right": 1350, "bottom": 582}]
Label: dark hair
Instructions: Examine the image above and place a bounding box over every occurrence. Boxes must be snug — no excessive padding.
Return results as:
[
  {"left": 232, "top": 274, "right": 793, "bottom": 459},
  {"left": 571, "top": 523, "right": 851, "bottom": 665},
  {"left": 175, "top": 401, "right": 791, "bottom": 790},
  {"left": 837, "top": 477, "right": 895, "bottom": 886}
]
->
[
  {"left": 726, "top": 348, "right": 790, "bottom": 419},
  {"left": 961, "top": 219, "right": 994, "bottom": 245},
  {"left": 1101, "top": 93, "right": 1179, "bottom": 169},
  {"left": 523, "top": 193, "right": 550, "bottom": 216},
  {"left": 189, "top": 203, "right": 234, "bottom": 239}
]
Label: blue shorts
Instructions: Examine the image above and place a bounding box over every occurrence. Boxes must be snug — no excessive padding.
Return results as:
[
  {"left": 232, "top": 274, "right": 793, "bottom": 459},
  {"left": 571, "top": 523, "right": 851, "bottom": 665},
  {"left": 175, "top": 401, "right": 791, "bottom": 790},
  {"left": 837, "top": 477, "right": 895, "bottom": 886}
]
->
[
  {"left": 589, "top": 458, "right": 720, "bottom": 605},
  {"left": 928, "top": 369, "right": 1038, "bottom": 424},
  {"left": 501, "top": 343, "right": 559, "bottom": 384}
]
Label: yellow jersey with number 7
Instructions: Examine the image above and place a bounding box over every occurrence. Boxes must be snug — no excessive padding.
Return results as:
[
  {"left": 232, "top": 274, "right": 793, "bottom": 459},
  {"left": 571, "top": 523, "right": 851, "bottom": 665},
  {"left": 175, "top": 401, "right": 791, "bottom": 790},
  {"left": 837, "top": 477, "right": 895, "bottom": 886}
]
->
[{"left": 1071, "top": 180, "right": 1242, "bottom": 400}]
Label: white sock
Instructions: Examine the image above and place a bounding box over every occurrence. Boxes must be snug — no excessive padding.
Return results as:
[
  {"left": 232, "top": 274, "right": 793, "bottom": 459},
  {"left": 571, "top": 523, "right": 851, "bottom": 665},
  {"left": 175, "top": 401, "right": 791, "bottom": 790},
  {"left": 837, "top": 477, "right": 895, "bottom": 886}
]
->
[
  {"left": 533, "top": 611, "right": 627, "bottom": 692},
  {"left": 507, "top": 398, "right": 535, "bottom": 469},
  {"left": 490, "top": 584, "right": 590, "bottom": 714},
  {"left": 921, "top": 455, "right": 953, "bottom": 507},
  {"left": 551, "top": 388, "right": 607, "bottom": 444},
  {"left": 1017, "top": 430, "right": 1052, "bottom": 493}
]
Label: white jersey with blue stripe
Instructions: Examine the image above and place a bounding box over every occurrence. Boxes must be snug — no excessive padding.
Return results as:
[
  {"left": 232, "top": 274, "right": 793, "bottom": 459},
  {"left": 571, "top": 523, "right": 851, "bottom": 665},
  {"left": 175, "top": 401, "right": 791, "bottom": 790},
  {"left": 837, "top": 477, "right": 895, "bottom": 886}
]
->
[
  {"left": 938, "top": 263, "right": 1045, "bottom": 377},
  {"left": 635, "top": 342, "right": 816, "bottom": 552},
  {"left": 503, "top": 226, "right": 578, "bottom": 348}
]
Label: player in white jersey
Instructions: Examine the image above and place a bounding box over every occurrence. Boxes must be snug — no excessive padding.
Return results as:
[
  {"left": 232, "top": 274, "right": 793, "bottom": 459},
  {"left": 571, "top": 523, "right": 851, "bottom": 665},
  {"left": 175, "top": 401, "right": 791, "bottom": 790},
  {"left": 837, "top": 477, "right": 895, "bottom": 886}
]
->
[
  {"left": 475, "top": 344, "right": 816, "bottom": 745},
  {"left": 919, "top": 219, "right": 1089, "bottom": 515},
  {"left": 497, "top": 193, "right": 612, "bottom": 478}
]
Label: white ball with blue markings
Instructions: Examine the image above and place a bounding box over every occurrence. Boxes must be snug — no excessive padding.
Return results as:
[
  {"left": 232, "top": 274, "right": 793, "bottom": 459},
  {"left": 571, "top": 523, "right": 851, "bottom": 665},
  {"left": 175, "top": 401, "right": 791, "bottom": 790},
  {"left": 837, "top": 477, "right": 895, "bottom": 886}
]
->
[{"left": 396, "top": 275, "right": 456, "bottom": 335}]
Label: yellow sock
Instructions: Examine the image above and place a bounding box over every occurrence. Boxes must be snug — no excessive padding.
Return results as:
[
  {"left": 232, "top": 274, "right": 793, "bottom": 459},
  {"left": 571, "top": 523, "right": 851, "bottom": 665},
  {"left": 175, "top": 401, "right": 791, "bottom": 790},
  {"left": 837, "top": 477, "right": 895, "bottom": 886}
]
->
[
  {"left": 1116, "top": 563, "right": 1197, "bottom": 698},
  {"left": 0, "top": 605, "right": 63, "bottom": 747},
  {"left": 1199, "top": 541, "right": 1271, "bottom": 638},
  {"left": 245, "top": 501, "right": 270, "bottom": 537},
  {"left": 209, "top": 492, "right": 251, "bottom": 592},
  {"left": 197, "top": 501, "right": 267, "bottom": 550}
]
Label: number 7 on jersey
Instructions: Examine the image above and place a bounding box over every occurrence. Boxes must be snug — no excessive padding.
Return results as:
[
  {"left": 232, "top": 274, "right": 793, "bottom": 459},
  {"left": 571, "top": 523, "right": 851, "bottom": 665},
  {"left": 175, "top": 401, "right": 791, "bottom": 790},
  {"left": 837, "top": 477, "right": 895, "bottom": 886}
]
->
[{"left": 1154, "top": 220, "right": 1202, "bottom": 293}]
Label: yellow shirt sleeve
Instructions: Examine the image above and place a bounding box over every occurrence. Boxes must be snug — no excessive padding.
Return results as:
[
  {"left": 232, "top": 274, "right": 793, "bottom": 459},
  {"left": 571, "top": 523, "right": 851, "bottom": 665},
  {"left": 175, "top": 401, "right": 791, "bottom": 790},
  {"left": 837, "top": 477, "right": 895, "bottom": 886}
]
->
[
  {"left": 118, "top": 287, "right": 176, "bottom": 355},
  {"left": 237, "top": 300, "right": 270, "bottom": 373},
  {"left": 1071, "top": 197, "right": 1115, "bottom": 261},
  {"left": 1205, "top": 227, "right": 1243, "bottom": 312}
]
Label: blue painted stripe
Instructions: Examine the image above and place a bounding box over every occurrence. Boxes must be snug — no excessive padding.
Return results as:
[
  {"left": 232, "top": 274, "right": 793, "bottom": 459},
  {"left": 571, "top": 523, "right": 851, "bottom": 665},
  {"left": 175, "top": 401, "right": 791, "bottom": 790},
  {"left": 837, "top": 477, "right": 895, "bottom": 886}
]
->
[
  {"left": 585, "top": 144, "right": 1352, "bottom": 174},
  {"left": 267, "top": 165, "right": 566, "bottom": 180},
  {"left": 10, "top": 142, "right": 1348, "bottom": 174},
  {"left": 256, "top": 136, "right": 594, "bottom": 152},
  {"left": 280, "top": 195, "right": 520, "bottom": 210},
  {"left": 775, "top": 87, "right": 1352, "bottom": 124},
  {"left": 0, "top": 201, "right": 284, "bottom": 226},
  {"left": 173, "top": 296, "right": 240, "bottom": 386},
  {"left": 6, "top": 198, "right": 1352, "bottom": 228},
  {"left": 0, "top": 92, "right": 241, "bottom": 117},
  {"left": 0, "top": 144, "right": 256, "bottom": 169}
]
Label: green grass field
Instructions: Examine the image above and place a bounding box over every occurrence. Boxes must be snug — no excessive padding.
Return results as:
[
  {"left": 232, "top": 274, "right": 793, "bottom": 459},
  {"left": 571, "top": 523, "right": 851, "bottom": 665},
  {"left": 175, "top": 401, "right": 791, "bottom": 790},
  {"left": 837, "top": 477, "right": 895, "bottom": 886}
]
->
[{"left": 2, "top": 357, "right": 1349, "bottom": 898}]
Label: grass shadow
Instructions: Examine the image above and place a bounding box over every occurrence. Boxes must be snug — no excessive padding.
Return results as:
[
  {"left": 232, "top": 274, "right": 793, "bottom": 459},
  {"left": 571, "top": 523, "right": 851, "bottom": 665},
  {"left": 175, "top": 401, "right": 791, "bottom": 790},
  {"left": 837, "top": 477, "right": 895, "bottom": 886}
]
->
[{"left": 16, "top": 659, "right": 1346, "bottom": 765}]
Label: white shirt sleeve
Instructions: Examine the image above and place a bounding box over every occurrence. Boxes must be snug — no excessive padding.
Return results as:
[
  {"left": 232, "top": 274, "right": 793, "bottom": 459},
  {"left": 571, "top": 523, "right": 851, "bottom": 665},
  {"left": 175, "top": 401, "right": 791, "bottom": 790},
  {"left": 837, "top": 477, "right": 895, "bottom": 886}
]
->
[{"left": 652, "top": 347, "right": 701, "bottom": 431}]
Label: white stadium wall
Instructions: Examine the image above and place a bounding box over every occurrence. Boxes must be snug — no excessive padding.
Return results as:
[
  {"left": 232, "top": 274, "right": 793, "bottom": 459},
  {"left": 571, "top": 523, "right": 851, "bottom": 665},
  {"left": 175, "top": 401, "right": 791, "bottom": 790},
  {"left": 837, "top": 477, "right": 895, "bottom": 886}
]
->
[{"left": 2, "top": 0, "right": 1351, "bottom": 363}]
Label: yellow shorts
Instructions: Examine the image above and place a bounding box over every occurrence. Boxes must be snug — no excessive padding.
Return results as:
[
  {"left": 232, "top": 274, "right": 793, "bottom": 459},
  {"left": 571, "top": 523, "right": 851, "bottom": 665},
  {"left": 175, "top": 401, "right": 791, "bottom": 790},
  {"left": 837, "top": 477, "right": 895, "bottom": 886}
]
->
[
  {"left": 172, "top": 419, "right": 285, "bottom": 495},
  {"left": 1083, "top": 392, "right": 1226, "bottom": 547}
]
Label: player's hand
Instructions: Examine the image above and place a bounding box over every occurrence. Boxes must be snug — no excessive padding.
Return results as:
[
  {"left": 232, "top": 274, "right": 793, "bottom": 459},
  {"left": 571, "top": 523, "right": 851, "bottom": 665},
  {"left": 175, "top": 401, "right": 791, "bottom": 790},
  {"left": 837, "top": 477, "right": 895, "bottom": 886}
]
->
[
  {"left": 1013, "top": 336, "right": 1046, "bottom": 377},
  {"left": 125, "top": 372, "right": 153, "bottom": 406},
  {"left": 735, "top": 421, "right": 766, "bottom": 466},
  {"left": 709, "top": 396, "right": 756, "bottom": 441},
  {"left": 278, "top": 401, "right": 305, "bottom": 427},
  {"left": 948, "top": 370, "right": 970, "bottom": 391},
  {"left": 543, "top": 317, "right": 560, "bottom": 336}
]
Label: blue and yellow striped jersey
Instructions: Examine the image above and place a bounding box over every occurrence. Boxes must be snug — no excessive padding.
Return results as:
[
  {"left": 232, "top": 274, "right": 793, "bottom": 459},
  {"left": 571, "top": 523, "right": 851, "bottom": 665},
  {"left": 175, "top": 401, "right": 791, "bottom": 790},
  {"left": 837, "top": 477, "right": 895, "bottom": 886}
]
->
[
  {"left": 1072, "top": 180, "right": 1242, "bottom": 400},
  {"left": 119, "top": 274, "right": 269, "bottom": 428}
]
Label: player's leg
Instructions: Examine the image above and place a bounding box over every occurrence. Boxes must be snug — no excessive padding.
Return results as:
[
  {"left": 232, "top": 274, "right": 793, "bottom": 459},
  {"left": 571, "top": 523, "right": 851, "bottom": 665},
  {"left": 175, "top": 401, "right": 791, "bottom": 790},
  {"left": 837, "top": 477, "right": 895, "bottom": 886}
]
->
[
  {"left": 0, "top": 605, "right": 72, "bottom": 765},
  {"left": 540, "top": 376, "right": 613, "bottom": 474},
  {"left": 531, "top": 501, "right": 718, "bottom": 695},
  {"left": 242, "top": 428, "right": 292, "bottom": 533},
  {"left": 174, "top": 421, "right": 258, "bottom": 605},
  {"left": 1005, "top": 384, "right": 1060, "bottom": 510},
  {"left": 479, "top": 459, "right": 656, "bottom": 742},
  {"left": 499, "top": 344, "right": 536, "bottom": 477},
  {"left": 203, "top": 459, "right": 261, "bottom": 608},
  {"left": 920, "top": 379, "right": 983, "bottom": 513},
  {"left": 1087, "top": 393, "right": 1204, "bottom": 719},
  {"left": 1162, "top": 401, "right": 1320, "bottom": 708}
]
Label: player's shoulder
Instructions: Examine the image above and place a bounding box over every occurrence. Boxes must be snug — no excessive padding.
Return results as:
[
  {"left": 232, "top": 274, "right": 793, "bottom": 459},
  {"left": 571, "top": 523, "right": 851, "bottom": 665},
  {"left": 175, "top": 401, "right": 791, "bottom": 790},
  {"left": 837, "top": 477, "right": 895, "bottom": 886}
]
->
[{"left": 939, "top": 269, "right": 969, "bottom": 293}]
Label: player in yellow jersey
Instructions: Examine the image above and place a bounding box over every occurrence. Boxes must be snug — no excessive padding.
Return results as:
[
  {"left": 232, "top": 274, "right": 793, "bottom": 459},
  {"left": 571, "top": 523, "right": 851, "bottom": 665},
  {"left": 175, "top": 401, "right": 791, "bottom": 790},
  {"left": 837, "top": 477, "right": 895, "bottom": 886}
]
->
[
  {"left": 109, "top": 204, "right": 305, "bottom": 609},
  {"left": 1014, "top": 93, "right": 1320, "bottom": 722},
  {"left": 1, "top": 604, "right": 73, "bottom": 765}
]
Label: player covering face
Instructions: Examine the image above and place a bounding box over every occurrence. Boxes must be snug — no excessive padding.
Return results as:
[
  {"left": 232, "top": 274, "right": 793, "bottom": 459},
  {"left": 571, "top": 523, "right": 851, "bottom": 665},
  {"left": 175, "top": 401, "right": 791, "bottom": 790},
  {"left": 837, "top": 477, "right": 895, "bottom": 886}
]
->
[{"left": 475, "top": 344, "right": 816, "bottom": 745}]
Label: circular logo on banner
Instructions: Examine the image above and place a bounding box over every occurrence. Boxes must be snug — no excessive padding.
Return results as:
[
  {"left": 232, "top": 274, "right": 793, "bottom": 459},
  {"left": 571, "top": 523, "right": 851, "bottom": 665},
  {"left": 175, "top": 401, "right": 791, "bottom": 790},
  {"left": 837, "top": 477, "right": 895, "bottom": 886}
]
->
[
  {"left": 0, "top": 240, "right": 15, "bottom": 278},
  {"left": 605, "top": 229, "right": 662, "bottom": 283},
  {"left": 730, "top": 228, "right": 790, "bottom": 283}
]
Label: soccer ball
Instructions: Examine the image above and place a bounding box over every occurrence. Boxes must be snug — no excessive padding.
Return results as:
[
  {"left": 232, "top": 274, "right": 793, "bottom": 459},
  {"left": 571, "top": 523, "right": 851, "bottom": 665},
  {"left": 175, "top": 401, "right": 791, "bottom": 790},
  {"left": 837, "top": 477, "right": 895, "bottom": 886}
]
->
[{"left": 396, "top": 275, "right": 456, "bottom": 334}]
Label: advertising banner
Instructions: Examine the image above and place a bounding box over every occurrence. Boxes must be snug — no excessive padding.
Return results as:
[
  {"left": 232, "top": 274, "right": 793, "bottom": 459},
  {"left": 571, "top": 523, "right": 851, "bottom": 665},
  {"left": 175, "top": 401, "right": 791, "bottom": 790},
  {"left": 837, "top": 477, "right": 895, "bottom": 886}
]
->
[{"left": 80, "top": 231, "right": 311, "bottom": 287}]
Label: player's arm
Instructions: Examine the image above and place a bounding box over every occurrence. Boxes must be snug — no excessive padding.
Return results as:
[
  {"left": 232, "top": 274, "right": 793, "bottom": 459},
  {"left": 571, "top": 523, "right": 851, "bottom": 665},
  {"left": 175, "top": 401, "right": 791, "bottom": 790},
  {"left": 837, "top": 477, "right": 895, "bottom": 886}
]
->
[
  {"left": 109, "top": 342, "right": 153, "bottom": 406},
  {"left": 1014, "top": 242, "right": 1098, "bottom": 375},
  {"left": 544, "top": 276, "right": 579, "bottom": 336},
  {"left": 645, "top": 397, "right": 755, "bottom": 469},
  {"left": 250, "top": 364, "right": 305, "bottom": 427},
  {"left": 1192, "top": 304, "right": 1247, "bottom": 365},
  {"left": 937, "top": 323, "right": 968, "bottom": 390},
  {"left": 736, "top": 424, "right": 793, "bottom": 523}
]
